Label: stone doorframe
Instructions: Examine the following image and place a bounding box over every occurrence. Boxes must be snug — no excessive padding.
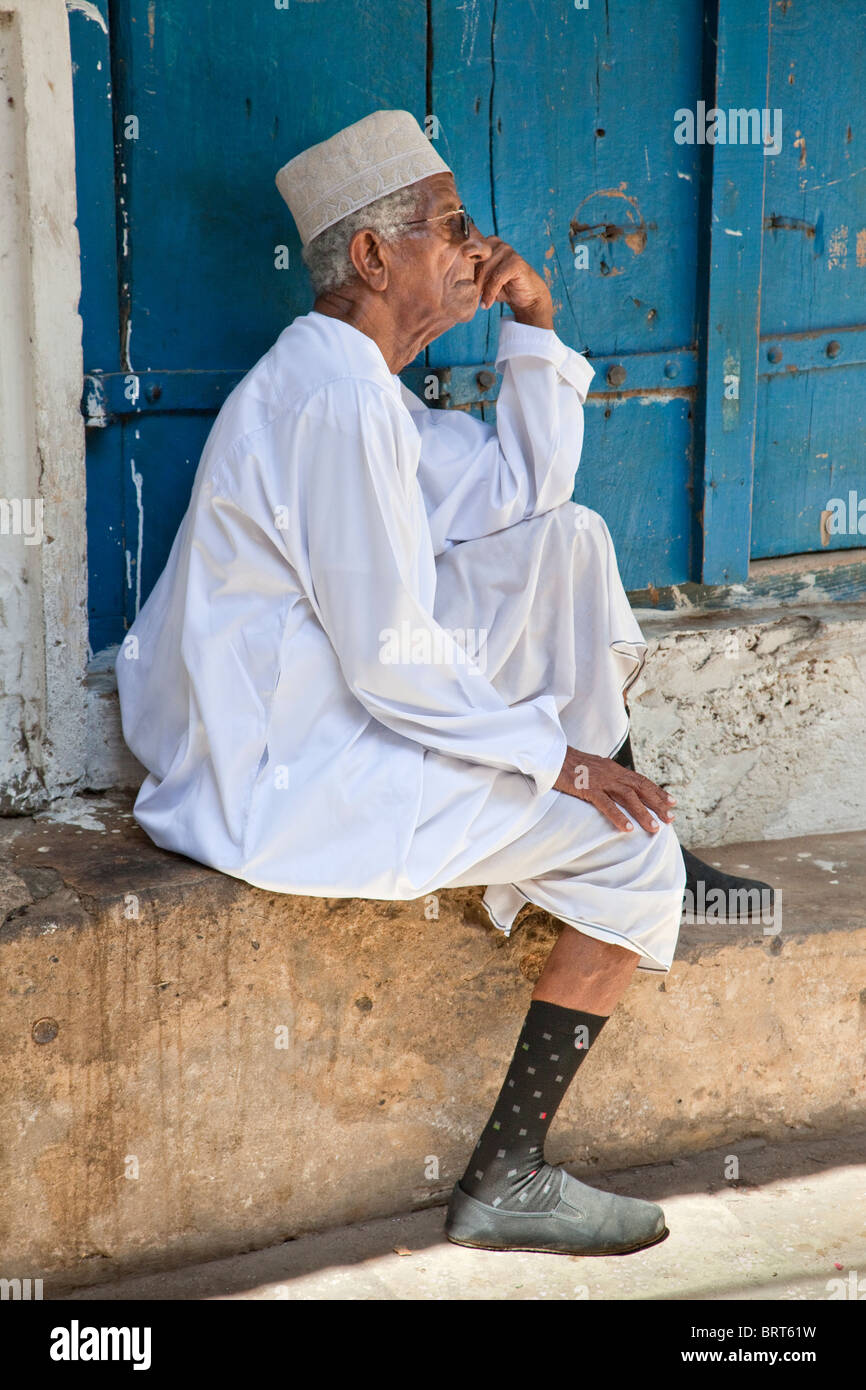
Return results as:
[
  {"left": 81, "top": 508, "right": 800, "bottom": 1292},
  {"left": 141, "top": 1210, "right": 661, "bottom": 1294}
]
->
[{"left": 0, "top": 0, "right": 89, "bottom": 813}]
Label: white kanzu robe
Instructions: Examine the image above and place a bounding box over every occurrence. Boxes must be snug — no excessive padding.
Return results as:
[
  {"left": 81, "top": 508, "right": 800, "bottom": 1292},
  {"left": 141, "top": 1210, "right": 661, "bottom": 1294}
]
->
[{"left": 116, "top": 310, "right": 684, "bottom": 971}]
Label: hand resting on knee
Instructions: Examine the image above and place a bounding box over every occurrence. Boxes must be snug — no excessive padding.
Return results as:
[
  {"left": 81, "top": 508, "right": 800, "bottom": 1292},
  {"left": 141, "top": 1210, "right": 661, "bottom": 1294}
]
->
[{"left": 553, "top": 747, "right": 676, "bottom": 835}]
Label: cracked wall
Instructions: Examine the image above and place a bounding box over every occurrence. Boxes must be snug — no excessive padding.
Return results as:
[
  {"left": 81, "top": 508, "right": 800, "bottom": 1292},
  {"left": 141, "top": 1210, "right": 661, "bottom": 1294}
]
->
[{"left": 631, "top": 605, "right": 866, "bottom": 845}]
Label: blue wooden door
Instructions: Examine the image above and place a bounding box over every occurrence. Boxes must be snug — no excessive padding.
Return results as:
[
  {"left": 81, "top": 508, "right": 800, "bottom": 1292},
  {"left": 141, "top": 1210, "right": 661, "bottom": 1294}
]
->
[
  {"left": 426, "top": 0, "right": 705, "bottom": 595},
  {"left": 752, "top": 0, "right": 866, "bottom": 560},
  {"left": 71, "top": 0, "right": 433, "bottom": 651},
  {"left": 69, "top": 1, "right": 866, "bottom": 653}
]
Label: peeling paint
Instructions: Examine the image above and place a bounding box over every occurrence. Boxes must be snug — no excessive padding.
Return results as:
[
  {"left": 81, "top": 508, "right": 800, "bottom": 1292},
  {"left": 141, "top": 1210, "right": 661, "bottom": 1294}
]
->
[
  {"left": 585, "top": 388, "right": 693, "bottom": 407},
  {"left": 82, "top": 377, "right": 107, "bottom": 429},
  {"left": 827, "top": 224, "right": 848, "bottom": 270},
  {"left": 806, "top": 164, "right": 866, "bottom": 192},
  {"left": 65, "top": 1, "right": 108, "bottom": 34},
  {"left": 130, "top": 458, "right": 144, "bottom": 617},
  {"left": 33, "top": 795, "right": 106, "bottom": 832},
  {"left": 459, "top": 0, "right": 481, "bottom": 64},
  {"left": 123, "top": 312, "right": 133, "bottom": 374},
  {"left": 569, "top": 188, "right": 648, "bottom": 268},
  {"left": 794, "top": 129, "right": 807, "bottom": 168}
]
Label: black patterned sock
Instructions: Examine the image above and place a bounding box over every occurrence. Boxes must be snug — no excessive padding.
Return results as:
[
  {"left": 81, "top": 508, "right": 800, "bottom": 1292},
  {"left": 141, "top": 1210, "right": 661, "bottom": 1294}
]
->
[{"left": 459, "top": 999, "right": 608, "bottom": 1213}]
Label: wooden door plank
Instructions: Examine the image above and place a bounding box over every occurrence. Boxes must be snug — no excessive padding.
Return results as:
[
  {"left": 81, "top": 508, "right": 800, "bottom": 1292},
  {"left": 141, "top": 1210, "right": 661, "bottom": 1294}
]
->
[
  {"left": 751, "top": 0, "right": 866, "bottom": 560},
  {"left": 699, "top": 0, "right": 772, "bottom": 583}
]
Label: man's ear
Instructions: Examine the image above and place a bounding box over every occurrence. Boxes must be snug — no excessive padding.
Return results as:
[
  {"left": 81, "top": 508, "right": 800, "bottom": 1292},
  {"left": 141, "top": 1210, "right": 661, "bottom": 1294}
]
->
[{"left": 348, "top": 228, "right": 390, "bottom": 292}]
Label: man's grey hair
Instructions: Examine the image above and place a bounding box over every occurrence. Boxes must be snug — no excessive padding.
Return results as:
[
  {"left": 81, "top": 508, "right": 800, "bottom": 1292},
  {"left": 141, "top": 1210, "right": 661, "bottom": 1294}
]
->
[{"left": 301, "top": 184, "right": 422, "bottom": 296}]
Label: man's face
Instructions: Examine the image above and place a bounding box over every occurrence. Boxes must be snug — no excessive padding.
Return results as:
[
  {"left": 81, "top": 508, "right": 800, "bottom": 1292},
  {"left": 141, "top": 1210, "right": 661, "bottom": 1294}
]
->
[{"left": 386, "top": 172, "right": 493, "bottom": 332}]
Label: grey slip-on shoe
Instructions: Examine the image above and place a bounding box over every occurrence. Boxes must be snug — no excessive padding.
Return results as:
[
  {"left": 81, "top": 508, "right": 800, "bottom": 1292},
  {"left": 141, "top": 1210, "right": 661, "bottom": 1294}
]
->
[{"left": 445, "top": 1166, "right": 668, "bottom": 1256}]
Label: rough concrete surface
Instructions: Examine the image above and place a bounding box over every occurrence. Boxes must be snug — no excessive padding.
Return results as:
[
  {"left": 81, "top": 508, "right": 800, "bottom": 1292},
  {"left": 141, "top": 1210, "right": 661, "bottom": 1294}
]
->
[
  {"left": 633, "top": 602, "right": 866, "bottom": 845},
  {"left": 1, "top": 790, "right": 864, "bottom": 1290},
  {"left": 56, "top": 1129, "right": 866, "bottom": 1301}
]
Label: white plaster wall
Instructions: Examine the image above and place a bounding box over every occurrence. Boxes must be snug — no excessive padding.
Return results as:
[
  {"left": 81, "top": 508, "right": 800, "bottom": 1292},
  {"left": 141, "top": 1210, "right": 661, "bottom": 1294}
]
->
[
  {"left": 631, "top": 603, "right": 866, "bottom": 846},
  {"left": 0, "top": 1, "right": 88, "bottom": 812}
]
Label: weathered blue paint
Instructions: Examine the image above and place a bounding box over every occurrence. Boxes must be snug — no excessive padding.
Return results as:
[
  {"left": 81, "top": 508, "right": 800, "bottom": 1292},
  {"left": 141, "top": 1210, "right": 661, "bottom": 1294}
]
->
[
  {"left": 121, "top": 414, "right": 218, "bottom": 611},
  {"left": 81, "top": 344, "right": 699, "bottom": 420},
  {"left": 83, "top": 369, "right": 246, "bottom": 417},
  {"left": 68, "top": 1, "right": 866, "bottom": 651},
  {"left": 73, "top": 0, "right": 429, "bottom": 641},
  {"left": 753, "top": 0, "right": 866, "bottom": 560},
  {"left": 758, "top": 325, "right": 866, "bottom": 377},
  {"left": 752, "top": 365, "right": 866, "bottom": 556},
  {"left": 68, "top": 0, "right": 126, "bottom": 652},
  {"left": 427, "top": 0, "right": 704, "bottom": 591},
  {"left": 84, "top": 424, "right": 126, "bottom": 655},
  {"left": 697, "top": 0, "right": 771, "bottom": 585},
  {"left": 68, "top": 0, "right": 117, "bottom": 372},
  {"left": 629, "top": 558, "right": 866, "bottom": 612}
]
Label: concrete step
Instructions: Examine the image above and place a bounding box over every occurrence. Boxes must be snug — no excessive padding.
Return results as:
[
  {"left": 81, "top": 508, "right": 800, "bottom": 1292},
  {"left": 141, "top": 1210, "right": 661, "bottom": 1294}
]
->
[
  {"left": 2, "top": 790, "right": 865, "bottom": 1289},
  {"left": 52, "top": 1127, "right": 866, "bottom": 1301}
]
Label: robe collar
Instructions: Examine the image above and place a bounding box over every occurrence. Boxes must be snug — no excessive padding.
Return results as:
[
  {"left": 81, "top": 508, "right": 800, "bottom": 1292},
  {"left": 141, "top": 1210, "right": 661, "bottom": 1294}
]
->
[{"left": 307, "top": 309, "right": 403, "bottom": 397}]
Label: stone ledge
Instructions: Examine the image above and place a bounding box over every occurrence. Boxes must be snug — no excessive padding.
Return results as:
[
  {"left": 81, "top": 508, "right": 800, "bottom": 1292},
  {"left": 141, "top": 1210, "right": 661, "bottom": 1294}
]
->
[{"left": 1, "top": 791, "right": 864, "bottom": 1287}]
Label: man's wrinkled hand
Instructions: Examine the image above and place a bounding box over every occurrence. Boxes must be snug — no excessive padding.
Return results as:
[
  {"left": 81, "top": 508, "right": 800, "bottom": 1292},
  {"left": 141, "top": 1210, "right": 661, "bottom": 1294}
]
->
[
  {"left": 553, "top": 746, "right": 677, "bottom": 834},
  {"left": 474, "top": 235, "right": 554, "bottom": 329}
]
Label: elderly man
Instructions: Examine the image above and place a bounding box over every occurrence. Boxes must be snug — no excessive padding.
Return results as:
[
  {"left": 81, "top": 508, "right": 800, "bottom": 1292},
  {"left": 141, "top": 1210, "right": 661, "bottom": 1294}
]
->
[{"left": 116, "top": 110, "right": 771, "bottom": 1258}]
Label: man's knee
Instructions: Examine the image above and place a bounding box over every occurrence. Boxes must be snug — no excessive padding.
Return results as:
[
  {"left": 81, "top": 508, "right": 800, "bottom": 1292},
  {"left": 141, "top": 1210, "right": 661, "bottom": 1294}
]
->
[{"left": 612, "top": 818, "right": 686, "bottom": 899}]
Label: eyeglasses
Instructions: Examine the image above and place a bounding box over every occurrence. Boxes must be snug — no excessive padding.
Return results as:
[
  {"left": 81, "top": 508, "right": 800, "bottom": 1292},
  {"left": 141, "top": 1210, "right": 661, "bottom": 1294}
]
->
[{"left": 403, "top": 204, "right": 473, "bottom": 242}]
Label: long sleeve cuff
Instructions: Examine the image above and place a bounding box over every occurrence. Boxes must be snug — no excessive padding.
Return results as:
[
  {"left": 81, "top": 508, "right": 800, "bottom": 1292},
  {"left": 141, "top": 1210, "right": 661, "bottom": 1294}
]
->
[
  {"left": 523, "top": 706, "right": 569, "bottom": 797},
  {"left": 495, "top": 318, "right": 596, "bottom": 403}
]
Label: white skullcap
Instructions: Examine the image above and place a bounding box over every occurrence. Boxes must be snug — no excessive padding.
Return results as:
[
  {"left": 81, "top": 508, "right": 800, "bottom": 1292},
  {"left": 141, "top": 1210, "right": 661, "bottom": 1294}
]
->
[{"left": 275, "top": 109, "right": 453, "bottom": 246}]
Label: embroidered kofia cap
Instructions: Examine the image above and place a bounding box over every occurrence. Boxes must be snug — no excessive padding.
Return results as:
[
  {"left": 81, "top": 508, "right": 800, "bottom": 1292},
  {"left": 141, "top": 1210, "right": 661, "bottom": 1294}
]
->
[{"left": 275, "top": 109, "right": 452, "bottom": 247}]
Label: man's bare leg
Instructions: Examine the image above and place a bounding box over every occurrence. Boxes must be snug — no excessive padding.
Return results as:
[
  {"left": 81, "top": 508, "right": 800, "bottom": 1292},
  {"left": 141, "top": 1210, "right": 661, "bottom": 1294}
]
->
[{"left": 531, "top": 926, "right": 638, "bottom": 1016}]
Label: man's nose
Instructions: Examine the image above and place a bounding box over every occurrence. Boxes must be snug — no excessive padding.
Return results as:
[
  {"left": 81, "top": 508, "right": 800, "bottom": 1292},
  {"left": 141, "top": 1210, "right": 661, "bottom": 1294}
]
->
[{"left": 464, "top": 220, "right": 493, "bottom": 261}]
